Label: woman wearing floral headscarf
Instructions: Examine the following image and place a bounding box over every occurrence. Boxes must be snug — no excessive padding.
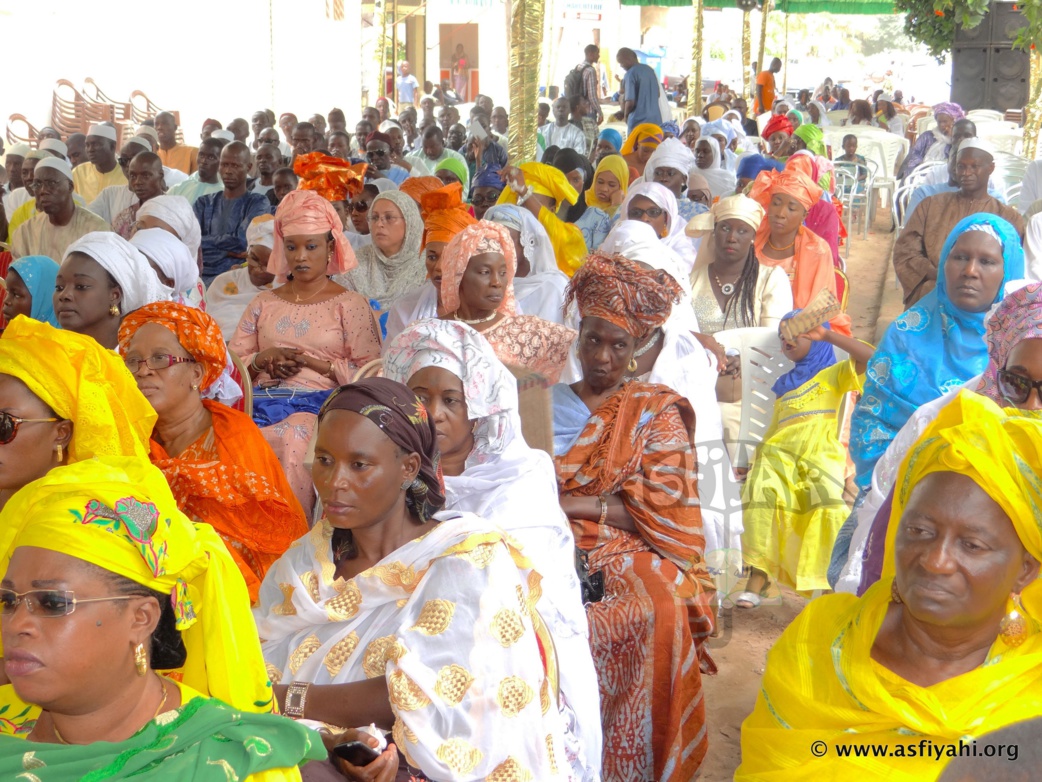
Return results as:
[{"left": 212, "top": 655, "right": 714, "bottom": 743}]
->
[{"left": 120, "top": 302, "right": 308, "bottom": 603}]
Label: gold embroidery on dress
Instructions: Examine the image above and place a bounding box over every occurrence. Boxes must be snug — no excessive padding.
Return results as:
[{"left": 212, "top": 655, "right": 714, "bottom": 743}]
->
[
  {"left": 274, "top": 583, "right": 297, "bottom": 616},
  {"left": 487, "top": 757, "right": 534, "bottom": 782},
  {"left": 313, "top": 521, "right": 337, "bottom": 586},
  {"left": 388, "top": 669, "right": 431, "bottom": 711},
  {"left": 21, "top": 751, "right": 45, "bottom": 770},
  {"left": 490, "top": 608, "right": 526, "bottom": 647},
  {"left": 366, "top": 561, "right": 419, "bottom": 591},
  {"left": 545, "top": 734, "right": 559, "bottom": 774},
  {"left": 324, "top": 632, "right": 360, "bottom": 678},
  {"left": 393, "top": 718, "right": 421, "bottom": 769},
  {"left": 363, "top": 635, "right": 405, "bottom": 678},
  {"left": 265, "top": 662, "right": 283, "bottom": 685},
  {"left": 300, "top": 570, "right": 320, "bottom": 603},
  {"left": 460, "top": 542, "right": 497, "bottom": 568},
  {"left": 540, "top": 676, "right": 551, "bottom": 714},
  {"left": 434, "top": 664, "right": 475, "bottom": 706},
  {"left": 324, "top": 580, "right": 362, "bottom": 621},
  {"left": 410, "top": 599, "right": 456, "bottom": 635},
  {"left": 496, "top": 676, "right": 534, "bottom": 717},
  {"left": 288, "top": 634, "right": 323, "bottom": 674},
  {"left": 435, "top": 738, "right": 483, "bottom": 776}
]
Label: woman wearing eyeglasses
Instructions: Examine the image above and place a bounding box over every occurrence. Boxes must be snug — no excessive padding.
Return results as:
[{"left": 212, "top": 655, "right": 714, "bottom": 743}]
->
[
  {"left": 119, "top": 302, "right": 308, "bottom": 604},
  {"left": 616, "top": 182, "right": 698, "bottom": 273}
]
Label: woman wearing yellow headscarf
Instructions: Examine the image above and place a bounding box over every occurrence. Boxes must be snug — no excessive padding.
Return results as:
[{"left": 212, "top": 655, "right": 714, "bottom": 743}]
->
[
  {"left": 584, "top": 153, "right": 630, "bottom": 218},
  {"left": 620, "top": 122, "right": 664, "bottom": 179},
  {"left": 0, "top": 457, "right": 325, "bottom": 780},
  {"left": 738, "top": 391, "right": 1042, "bottom": 781}
]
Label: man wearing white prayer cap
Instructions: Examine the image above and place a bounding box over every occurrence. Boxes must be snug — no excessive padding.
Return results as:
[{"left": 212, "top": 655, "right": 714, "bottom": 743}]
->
[
  {"left": 72, "top": 123, "right": 127, "bottom": 202},
  {"left": 39, "top": 138, "right": 68, "bottom": 160},
  {"left": 893, "top": 135, "right": 1025, "bottom": 306},
  {"left": 5, "top": 150, "right": 90, "bottom": 240},
  {"left": 155, "top": 111, "right": 199, "bottom": 175},
  {"left": 3, "top": 142, "right": 30, "bottom": 196},
  {"left": 11, "top": 157, "right": 110, "bottom": 260}
]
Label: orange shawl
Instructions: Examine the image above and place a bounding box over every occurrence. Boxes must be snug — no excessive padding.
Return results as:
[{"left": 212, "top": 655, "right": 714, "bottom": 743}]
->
[{"left": 150, "top": 400, "right": 308, "bottom": 603}]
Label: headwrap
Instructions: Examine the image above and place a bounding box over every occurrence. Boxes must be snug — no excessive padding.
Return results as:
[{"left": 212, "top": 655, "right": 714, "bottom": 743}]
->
[
  {"left": 364, "top": 130, "right": 393, "bottom": 148},
  {"left": 882, "top": 392, "right": 1042, "bottom": 621},
  {"left": 495, "top": 162, "right": 578, "bottom": 208},
  {"left": 687, "top": 171, "right": 711, "bottom": 203},
  {"left": 600, "top": 220, "right": 692, "bottom": 307},
  {"left": 686, "top": 193, "right": 765, "bottom": 237},
  {"left": 246, "top": 214, "right": 275, "bottom": 250},
  {"left": 130, "top": 228, "right": 199, "bottom": 297},
  {"left": 472, "top": 163, "right": 505, "bottom": 191},
  {"left": 748, "top": 168, "right": 823, "bottom": 213},
  {"left": 584, "top": 154, "right": 630, "bottom": 211},
  {"left": 703, "top": 119, "right": 736, "bottom": 145},
  {"left": 661, "top": 119, "right": 681, "bottom": 138},
  {"left": 64, "top": 232, "right": 167, "bottom": 315},
  {"left": 617, "top": 181, "right": 697, "bottom": 271},
  {"left": 643, "top": 138, "right": 696, "bottom": 187},
  {"left": 119, "top": 302, "right": 229, "bottom": 391},
  {"left": 808, "top": 100, "right": 832, "bottom": 126},
  {"left": 850, "top": 213, "right": 1026, "bottom": 488},
  {"left": 793, "top": 123, "right": 826, "bottom": 156},
  {"left": 319, "top": 377, "right": 445, "bottom": 522},
  {"left": 339, "top": 191, "right": 426, "bottom": 310},
  {"left": 293, "top": 151, "right": 366, "bottom": 202},
  {"left": 7, "top": 255, "right": 60, "bottom": 327},
  {"left": 565, "top": 252, "right": 682, "bottom": 339},
  {"left": 736, "top": 154, "right": 785, "bottom": 182},
  {"left": 370, "top": 178, "right": 399, "bottom": 193},
  {"left": 787, "top": 109, "right": 805, "bottom": 128},
  {"left": 5, "top": 456, "right": 274, "bottom": 712},
  {"left": 419, "top": 182, "right": 476, "bottom": 248},
  {"left": 977, "top": 281, "right": 1042, "bottom": 404},
  {"left": 433, "top": 157, "right": 470, "bottom": 193},
  {"left": 597, "top": 128, "right": 623, "bottom": 152},
  {"left": 268, "top": 189, "right": 356, "bottom": 283},
  {"left": 137, "top": 195, "right": 202, "bottom": 260},
  {"left": 933, "top": 101, "right": 965, "bottom": 121},
  {"left": 437, "top": 221, "right": 516, "bottom": 317},
  {"left": 694, "top": 137, "right": 737, "bottom": 199},
  {"left": 762, "top": 114, "right": 794, "bottom": 139},
  {"left": 484, "top": 204, "right": 559, "bottom": 279},
  {"left": 620, "top": 123, "right": 664, "bottom": 155},
  {"left": 399, "top": 176, "right": 444, "bottom": 206},
  {"left": 771, "top": 310, "right": 837, "bottom": 396}
]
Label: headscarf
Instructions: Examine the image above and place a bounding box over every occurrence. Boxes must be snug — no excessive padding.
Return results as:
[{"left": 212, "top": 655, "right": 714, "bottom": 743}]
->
[
  {"left": 736, "top": 154, "right": 785, "bottom": 183},
  {"left": 495, "top": 162, "right": 578, "bottom": 209},
  {"left": 686, "top": 193, "right": 765, "bottom": 238},
  {"left": 472, "top": 164, "right": 505, "bottom": 191},
  {"left": 268, "top": 189, "right": 356, "bottom": 283},
  {"left": 976, "top": 281, "right": 1042, "bottom": 404},
  {"left": 748, "top": 167, "right": 823, "bottom": 213},
  {"left": 318, "top": 377, "right": 444, "bottom": 521},
  {"left": 687, "top": 171, "right": 712, "bottom": 205},
  {"left": 370, "top": 178, "right": 398, "bottom": 193},
  {"left": 617, "top": 181, "right": 697, "bottom": 271},
  {"left": 584, "top": 154, "right": 630, "bottom": 212},
  {"left": 399, "top": 176, "right": 443, "bottom": 206},
  {"left": 5, "top": 456, "right": 273, "bottom": 712},
  {"left": 130, "top": 228, "right": 199, "bottom": 297},
  {"left": 8, "top": 255, "right": 59, "bottom": 327},
  {"left": 771, "top": 310, "right": 837, "bottom": 397},
  {"left": 137, "top": 194, "right": 202, "bottom": 260},
  {"left": 119, "top": 302, "right": 228, "bottom": 391},
  {"left": 293, "top": 151, "right": 366, "bottom": 202},
  {"left": 551, "top": 148, "right": 593, "bottom": 222},
  {"left": 419, "top": 181, "right": 476, "bottom": 248},
  {"left": 703, "top": 119, "right": 736, "bottom": 145},
  {"left": 694, "top": 138, "right": 736, "bottom": 199},
  {"left": 0, "top": 316, "right": 154, "bottom": 463},
  {"left": 850, "top": 213, "right": 1026, "bottom": 488},
  {"left": 808, "top": 100, "right": 831, "bottom": 126},
  {"left": 246, "top": 214, "right": 275, "bottom": 249},
  {"left": 793, "top": 123, "right": 826, "bottom": 156},
  {"left": 437, "top": 221, "right": 517, "bottom": 317},
  {"left": 762, "top": 114, "right": 794, "bottom": 139},
  {"left": 643, "top": 138, "right": 696, "bottom": 187},
  {"left": 340, "top": 190, "right": 426, "bottom": 310},
  {"left": 433, "top": 156, "right": 470, "bottom": 194},
  {"left": 565, "top": 252, "right": 682, "bottom": 339},
  {"left": 597, "top": 128, "right": 623, "bottom": 153},
  {"left": 620, "top": 123, "right": 664, "bottom": 155},
  {"left": 484, "top": 204, "right": 567, "bottom": 323},
  {"left": 661, "top": 119, "right": 681, "bottom": 138},
  {"left": 933, "top": 101, "right": 965, "bottom": 121},
  {"left": 63, "top": 232, "right": 167, "bottom": 315}
]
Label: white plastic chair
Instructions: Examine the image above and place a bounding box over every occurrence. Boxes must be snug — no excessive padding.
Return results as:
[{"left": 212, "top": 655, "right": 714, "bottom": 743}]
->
[
  {"left": 977, "top": 127, "right": 1025, "bottom": 156},
  {"left": 862, "top": 136, "right": 909, "bottom": 222},
  {"left": 916, "top": 116, "right": 937, "bottom": 135},
  {"left": 966, "top": 109, "right": 1004, "bottom": 123},
  {"left": 826, "top": 110, "right": 849, "bottom": 125},
  {"left": 833, "top": 163, "right": 873, "bottom": 246}
]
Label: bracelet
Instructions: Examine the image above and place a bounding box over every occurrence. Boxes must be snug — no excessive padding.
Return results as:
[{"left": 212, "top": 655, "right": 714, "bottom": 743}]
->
[
  {"left": 597, "top": 494, "right": 608, "bottom": 525},
  {"left": 516, "top": 185, "right": 534, "bottom": 206},
  {"left": 284, "top": 681, "right": 310, "bottom": 719},
  {"left": 250, "top": 354, "right": 264, "bottom": 374}
]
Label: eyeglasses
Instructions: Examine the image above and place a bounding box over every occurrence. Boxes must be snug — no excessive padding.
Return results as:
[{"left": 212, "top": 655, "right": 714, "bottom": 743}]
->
[
  {"left": 368, "top": 213, "right": 401, "bottom": 226},
  {"left": 997, "top": 370, "right": 1042, "bottom": 405},
  {"left": 0, "top": 588, "right": 137, "bottom": 618},
  {"left": 366, "top": 149, "right": 389, "bottom": 158},
  {"left": 124, "top": 354, "right": 196, "bottom": 374},
  {"left": 0, "top": 411, "right": 60, "bottom": 445},
  {"left": 470, "top": 194, "right": 501, "bottom": 206},
  {"left": 32, "top": 177, "right": 66, "bottom": 192},
  {"left": 628, "top": 206, "right": 665, "bottom": 220},
  {"left": 349, "top": 201, "right": 370, "bottom": 213}
]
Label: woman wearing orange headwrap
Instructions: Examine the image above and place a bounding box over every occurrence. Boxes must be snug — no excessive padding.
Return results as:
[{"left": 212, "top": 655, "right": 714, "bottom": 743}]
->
[
  {"left": 119, "top": 302, "right": 308, "bottom": 603},
  {"left": 293, "top": 151, "right": 367, "bottom": 232},
  {"left": 620, "top": 123, "right": 664, "bottom": 178},
  {"left": 398, "top": 175, "right": 443, "bottom": 208},
  {"left": 749, "top": 168, "right": 851, "bottom": 335},
  {"left": 384, "top": 182, "right": 476, "bottom": 343}
]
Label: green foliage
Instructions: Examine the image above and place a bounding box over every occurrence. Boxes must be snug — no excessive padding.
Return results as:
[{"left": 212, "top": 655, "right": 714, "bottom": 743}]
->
[{"left": 892, "top": 0, "right": 1042, "bottom": 62}]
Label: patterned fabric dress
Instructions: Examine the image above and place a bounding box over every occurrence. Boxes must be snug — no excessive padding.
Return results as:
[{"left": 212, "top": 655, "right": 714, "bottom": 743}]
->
[{"left": 478, "top": 315, "right": 577, "bottom": 384}]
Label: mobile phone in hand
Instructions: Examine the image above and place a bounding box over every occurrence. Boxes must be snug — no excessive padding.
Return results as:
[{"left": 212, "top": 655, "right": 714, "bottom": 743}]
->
[{"left": 332, "top": 740, "right": 381, "bottom": 766}]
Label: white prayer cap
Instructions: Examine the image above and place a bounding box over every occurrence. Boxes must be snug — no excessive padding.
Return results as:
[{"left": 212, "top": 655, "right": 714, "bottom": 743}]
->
[
  {"left": 211, "top": 129, "right": 235, "bottom": 142},
  {"left": 40, "top": 138, "right": 68, "bottom": 157},
  {"left": 87, "top": 124, "right": 118, "bottom": 142},
  {"left": 958, "top": 137, "right": 996, "bottom": 157},
  {"left": 246, "top": 214, "right": 275, "bottom": 250},
  {"left": 5, "top": 143, "right": 31, "bottom": 159},
  {"left": 126, "top": 136, "right": 155, "bottom": 152},
  {"left": 34, "top": 157, "right": 74, "bottom": 182},
  {"left": 135, "top": 126, "right": 159, "bottom": 147},
  {"left": 379, "top": 120, "right": 402, "bottom": 133}
]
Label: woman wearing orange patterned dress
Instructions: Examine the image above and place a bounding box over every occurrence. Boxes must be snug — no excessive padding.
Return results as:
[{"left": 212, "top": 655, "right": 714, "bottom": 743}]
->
[
  {"left": 551, "top": 253, "right": 716, "bottom": 782},
  {"left": 118, "top": 302, "right": 308, "bottom": 603}
]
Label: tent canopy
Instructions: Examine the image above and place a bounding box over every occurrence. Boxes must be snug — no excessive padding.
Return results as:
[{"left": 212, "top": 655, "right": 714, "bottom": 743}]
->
[{"left": 619, "top": 0, "right": 896, "bottom": 14}]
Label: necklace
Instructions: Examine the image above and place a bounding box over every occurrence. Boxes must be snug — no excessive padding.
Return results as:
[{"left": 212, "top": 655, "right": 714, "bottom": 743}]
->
[
  {"left": 292, "top": 281, "right": 328, "bottom": 303},
  {"left": 767, "top": 235, "right": 796, "bottom": 252},
  {"left": 453, "top": 310, "right": 498, "bottom": 325},
  {"left": 712, "top": 272, "right": 738, "bottom": 297},
  {"left": 53, "top": 679, "right": 169, "bottom": 745},
  {"left": 633, "top": 328, "right": 662, "bottom": 358}
]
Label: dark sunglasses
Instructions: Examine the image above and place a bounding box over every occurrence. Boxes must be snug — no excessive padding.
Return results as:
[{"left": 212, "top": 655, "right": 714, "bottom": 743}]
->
[
  {"left": 997, "top": 370, "right": 1042, "bottom": 405},
  {"left": 350, "top": 201, "right": 370, "bottom": 213},
  {"left": 0, "top": 411, "right": 59, "bottom": 445},
  {"left": 628, "top": 206, "right": 665, "bottom": 220}
]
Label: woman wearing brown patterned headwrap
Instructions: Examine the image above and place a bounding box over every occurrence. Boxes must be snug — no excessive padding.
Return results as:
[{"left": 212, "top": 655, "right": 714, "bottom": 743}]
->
[
  {"left": 256, "top": 377, "right": 577, "bottom": 782},
  {"left": 552, "top": 253, "right": 716, "bottom": 782}
]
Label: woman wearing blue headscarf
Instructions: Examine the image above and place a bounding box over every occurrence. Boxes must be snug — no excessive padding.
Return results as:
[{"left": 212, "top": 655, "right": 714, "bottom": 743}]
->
[
  {"left": 850, "top": 213, "right": 1026, "bottom": 490},
  {"left": 3, "top": 255, "right": 60, "bottom": 327},
  {"left": 592, "top": 127, "right": 623, "bottom": 164}
]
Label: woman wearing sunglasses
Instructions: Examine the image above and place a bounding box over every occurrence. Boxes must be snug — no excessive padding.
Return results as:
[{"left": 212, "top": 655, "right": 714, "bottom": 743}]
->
[{"left": 616, "top": 181, "right": 698, "bottom": 274}]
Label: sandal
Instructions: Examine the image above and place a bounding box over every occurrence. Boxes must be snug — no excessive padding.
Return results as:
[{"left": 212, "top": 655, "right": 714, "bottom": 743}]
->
[{"left": 734, "top": 591, "right": 762, "bottom": 609}]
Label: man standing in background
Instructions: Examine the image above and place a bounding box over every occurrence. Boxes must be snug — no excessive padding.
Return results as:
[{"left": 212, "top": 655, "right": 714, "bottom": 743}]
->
[
  {"left": 616, "top": 47, "right": 661, "bottom": 133},
  {"left": 755, "top": 58, "right": 782, "bottom": 114}
]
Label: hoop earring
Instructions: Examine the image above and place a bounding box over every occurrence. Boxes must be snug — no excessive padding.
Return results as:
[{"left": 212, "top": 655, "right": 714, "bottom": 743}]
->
[
  {"left": 109, "top": 304, "right": 120, "bottom": 317},
  {"left": 134, "top": 643, "right": 148, "bottom": 676},
  {"left": 54, "top": 443, "right": 63, "bottom": 463},
  {"left": 1000, "top": 592, "right": 1028, "bottom": 648},
  {"left": 628, "top": 358, "right": 638, "bottom": 372}
]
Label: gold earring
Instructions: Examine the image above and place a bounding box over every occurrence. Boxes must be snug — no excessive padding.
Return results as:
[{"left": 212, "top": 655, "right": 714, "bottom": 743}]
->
[
  {"left": 55, "top": 443, "right": 63, "bottom": 463},
  {"left": 1000, "top": 593, "right": 1028, "bottom": 648},
  {"left": 109, "top": 304, "right": 120, "bottom": 317},
  {"left": 191, "top": 383, "right": 199, "bottom": 391},
  {"left": 628, "top": 358, "right": 638, "bottom": 372},
  {"left": 890, "top": 580, "right": 902, "bottom": 605},
  {"left": 134, "top": 643, "right": 148, "bottom": 676}
]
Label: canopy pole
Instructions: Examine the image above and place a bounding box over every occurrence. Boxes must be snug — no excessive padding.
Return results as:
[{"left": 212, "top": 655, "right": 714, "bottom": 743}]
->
[
  {"left": 782, "top": 13, "right": 788, "bottom": 94},
  {"left": 391, "top": 0, "right": 398, "bottom": 105},
  {"left": 378, "top": 0, "right": 387, "bottom": 99},
  {"left": 757, "top": 0, "right": 770, "bottom": 104},
  {"left": 742, "top": 11, "right": 752, "bottom": 101},
  {"left": 508, "top": 0, "right": 545, "bottom": 162},
  {"left": 1025, "top": 51, "right": 1042, "bottom": 160},
  {"left": 691, "top": 0, "right": 704, "bottom": 115}
]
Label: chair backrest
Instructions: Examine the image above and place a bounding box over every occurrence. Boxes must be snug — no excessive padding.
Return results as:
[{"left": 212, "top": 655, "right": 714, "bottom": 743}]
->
[
  {"left": 5, "top": 114, "right": 40, "bottom": 146},
  {"left": 226, "top": 350, "right": 253, "bottom": 418},
  {"left": 351, "top": 358, "right": 384, "bottom": 382},
  {"left": 826, "top": 110, "right": 849, "bottom": 125},
  {"left": 977, "top": 127, "right": 1024, "bottom": 156},
  {"left": 916, "top": 115, "right": 937, "bottom": 135},
  {"left": 862, "top": 136, "right": 909, "bottom": 184},
  {"left": 966, "top": 109, "right": 1004, "bottom": 123},
  {"left": 907, "top": 160, "right": 946, "bottom": 187},
  {"left": 83, "top": 78, "right": 133, "bottom": 122}
]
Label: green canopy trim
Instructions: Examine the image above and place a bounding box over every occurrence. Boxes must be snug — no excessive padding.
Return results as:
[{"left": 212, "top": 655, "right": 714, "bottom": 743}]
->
[{"left": 618, "top": 0, "right": 896, "bottom": 13}]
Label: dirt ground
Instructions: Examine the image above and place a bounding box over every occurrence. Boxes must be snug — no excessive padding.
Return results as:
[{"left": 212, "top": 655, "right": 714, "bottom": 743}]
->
[{"left": 696, "top": 209, "right": 900, "bottom": 781}]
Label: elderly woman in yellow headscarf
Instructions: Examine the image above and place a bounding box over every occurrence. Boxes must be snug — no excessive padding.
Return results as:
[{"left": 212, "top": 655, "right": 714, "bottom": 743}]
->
[
  {"left": 497, "top": 161, "right": 588, "bottom": 275},
  {"left": 620, "top": 122, "right": 664, "bottom": 179},
  {"left": 738, "top": 392, "right": 1042, "bottom": 782},
  {"left": 0, "top": 457, "right": 325, "bottom": 780}
]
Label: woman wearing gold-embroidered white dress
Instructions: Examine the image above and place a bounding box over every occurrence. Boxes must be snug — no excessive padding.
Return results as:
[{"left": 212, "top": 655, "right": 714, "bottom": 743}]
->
[{"left": 254, "top": 378, "right": 573, "bottom": 782}]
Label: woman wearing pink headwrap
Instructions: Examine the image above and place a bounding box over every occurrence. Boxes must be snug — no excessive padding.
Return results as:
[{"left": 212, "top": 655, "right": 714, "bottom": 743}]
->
[{"left": 229, "top": 190, "right": 382, "bottom": 514}]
